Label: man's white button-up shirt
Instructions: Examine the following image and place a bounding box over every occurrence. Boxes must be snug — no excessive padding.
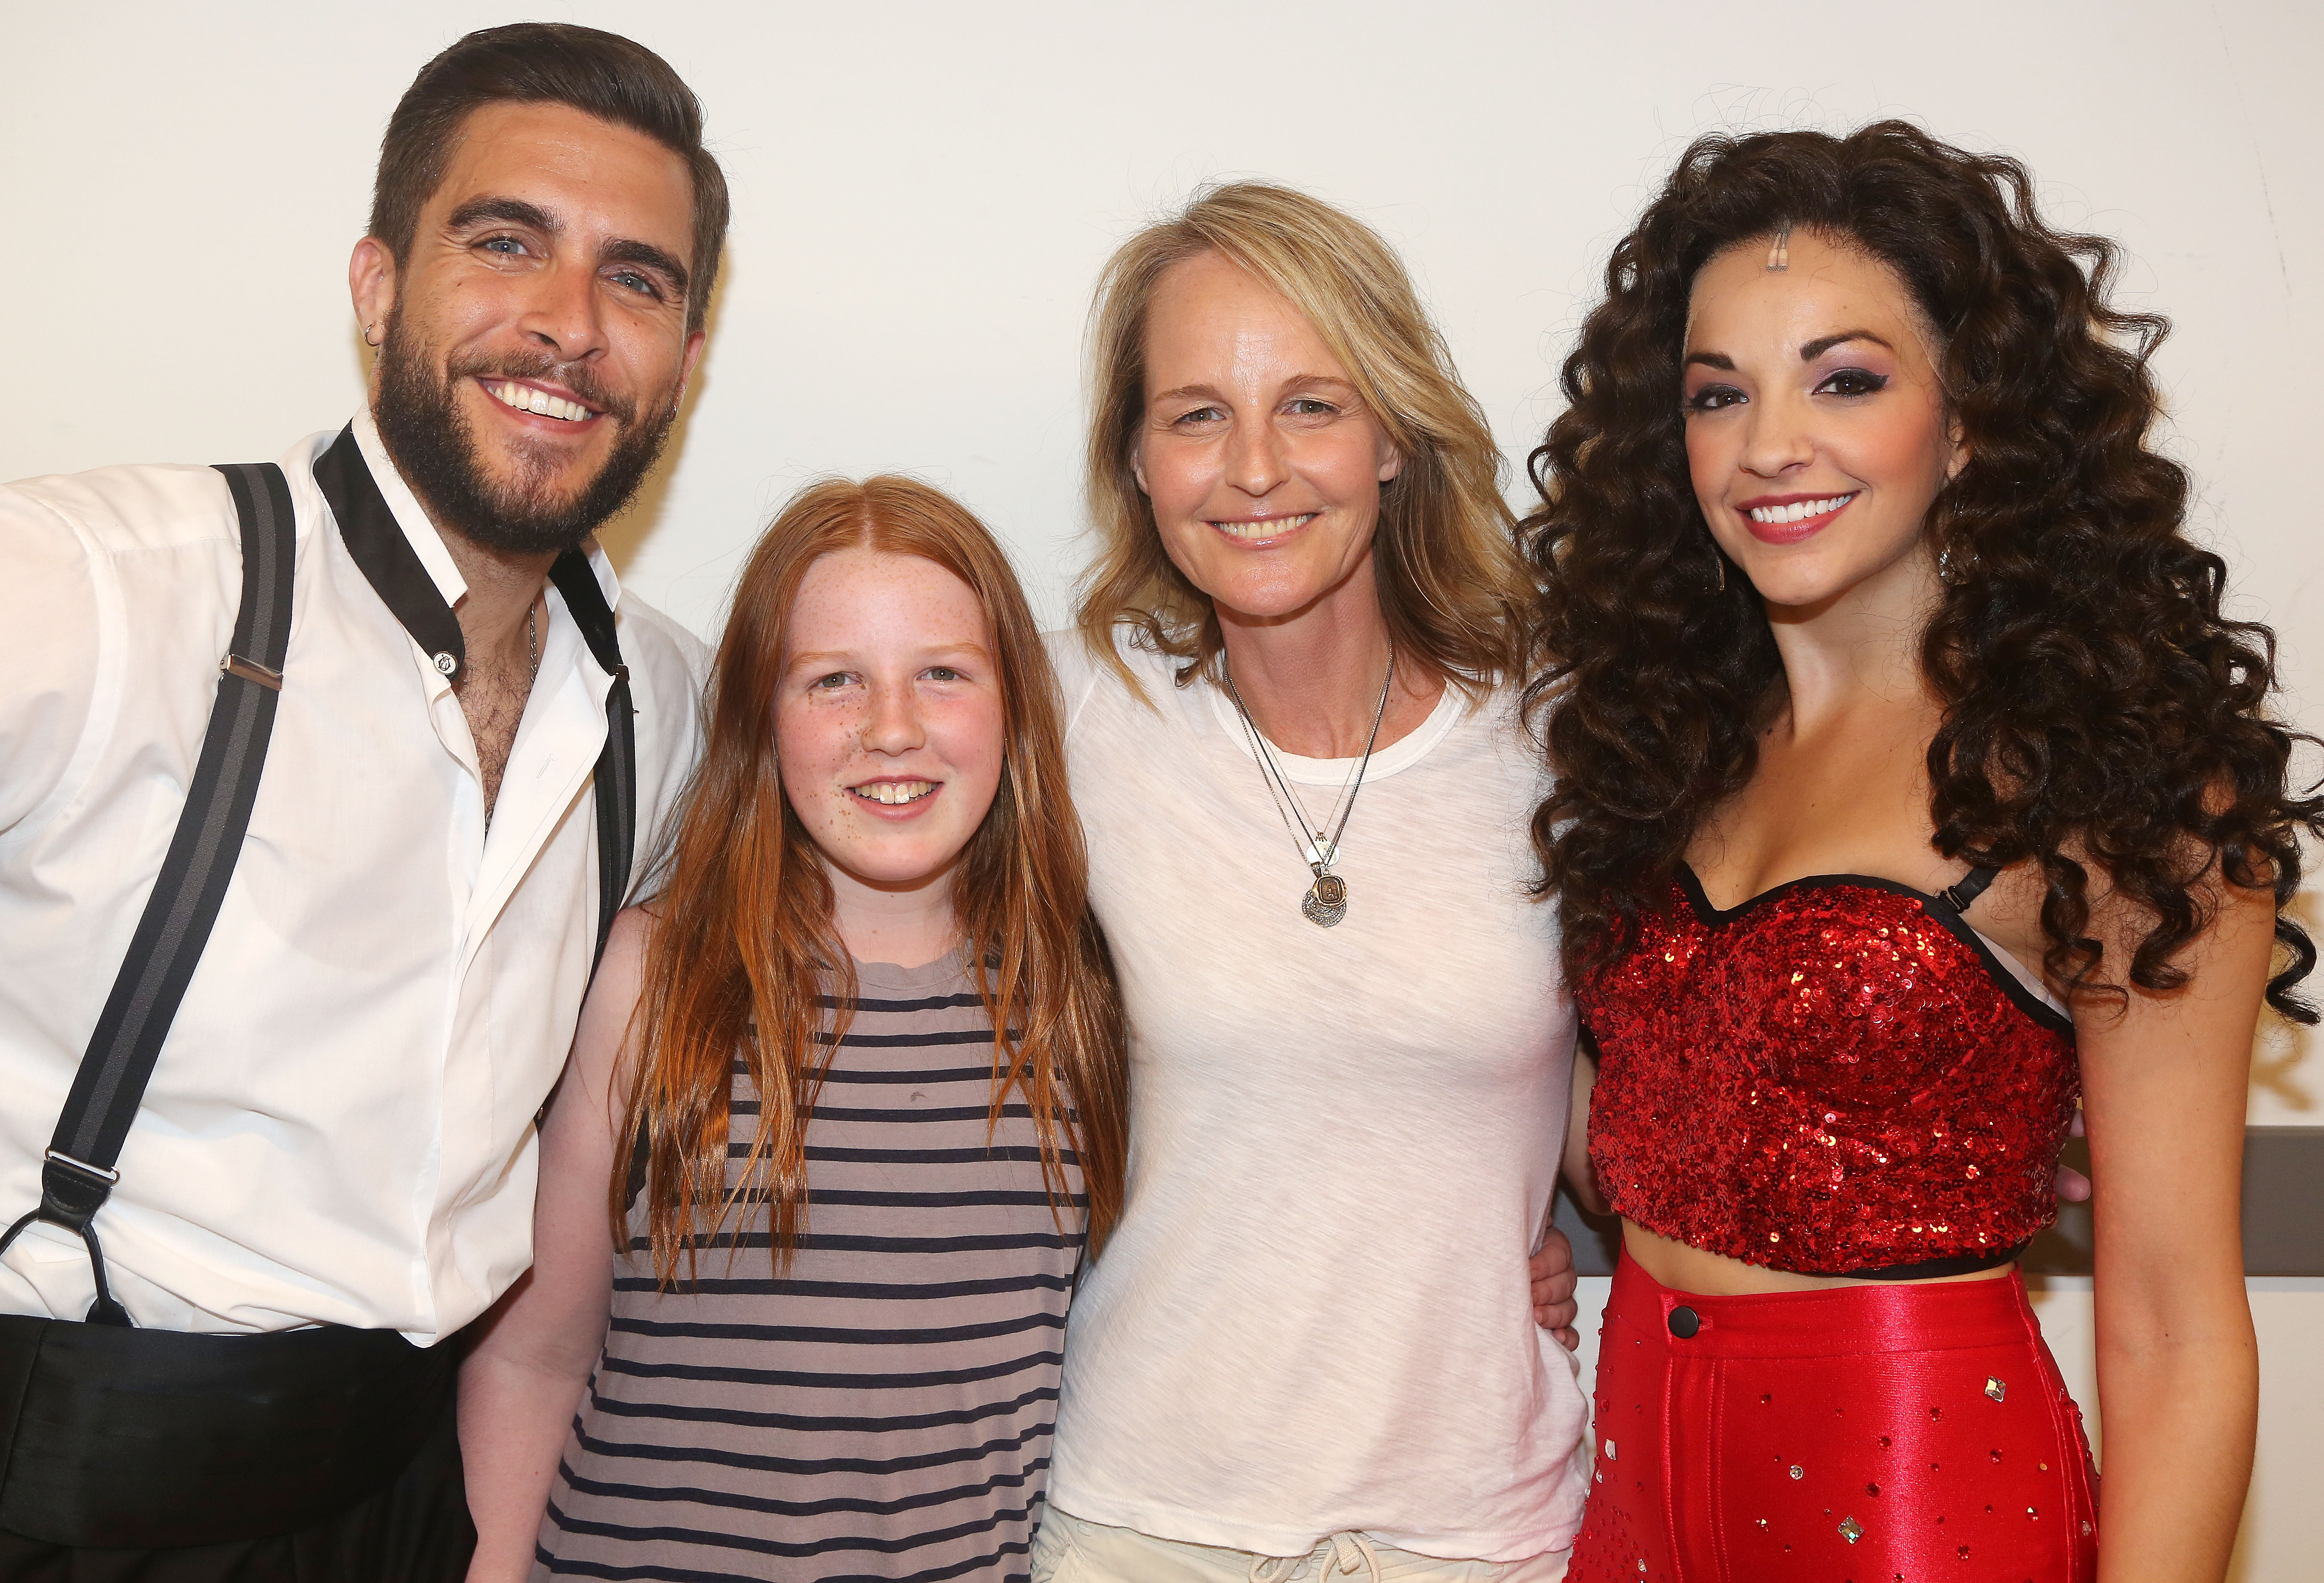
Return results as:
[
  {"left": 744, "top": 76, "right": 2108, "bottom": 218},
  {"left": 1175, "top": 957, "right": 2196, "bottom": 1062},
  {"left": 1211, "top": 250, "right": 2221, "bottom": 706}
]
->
[{"left": 0, "top": 414, "right": 707, "bottom": 1341}]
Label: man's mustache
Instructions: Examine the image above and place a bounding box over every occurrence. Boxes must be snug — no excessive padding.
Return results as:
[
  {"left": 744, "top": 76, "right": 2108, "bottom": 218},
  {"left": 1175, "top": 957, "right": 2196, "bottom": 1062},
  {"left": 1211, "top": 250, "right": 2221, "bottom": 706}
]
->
[{"left": 447, "top": 350, "right": 636, "bottom": 426}]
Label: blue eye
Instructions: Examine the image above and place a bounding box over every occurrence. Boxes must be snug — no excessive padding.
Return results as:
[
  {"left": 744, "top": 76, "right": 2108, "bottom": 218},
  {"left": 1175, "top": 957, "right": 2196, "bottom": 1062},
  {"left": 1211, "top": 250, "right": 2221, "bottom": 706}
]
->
[{"left": 479, "top": 235, "right": 527, "bottom": 256}]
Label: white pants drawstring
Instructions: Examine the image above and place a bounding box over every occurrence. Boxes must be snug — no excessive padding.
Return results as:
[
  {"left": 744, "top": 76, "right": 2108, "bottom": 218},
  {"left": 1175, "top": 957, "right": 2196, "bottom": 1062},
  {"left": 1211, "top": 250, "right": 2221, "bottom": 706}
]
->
[
  {"left": 1029, "top": 1507, "right": 1573, "bottom": 1583},
  {"left": 1246, "top": 1531, "right": 1383, "bottom": 1583}
]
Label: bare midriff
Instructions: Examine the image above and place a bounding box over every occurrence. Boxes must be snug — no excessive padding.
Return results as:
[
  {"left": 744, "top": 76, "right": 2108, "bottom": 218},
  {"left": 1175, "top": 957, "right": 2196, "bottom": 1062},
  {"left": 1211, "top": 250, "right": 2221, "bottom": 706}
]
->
[{"left": 1621, "top": 1219, "right": 2017, "bottom": 1296}]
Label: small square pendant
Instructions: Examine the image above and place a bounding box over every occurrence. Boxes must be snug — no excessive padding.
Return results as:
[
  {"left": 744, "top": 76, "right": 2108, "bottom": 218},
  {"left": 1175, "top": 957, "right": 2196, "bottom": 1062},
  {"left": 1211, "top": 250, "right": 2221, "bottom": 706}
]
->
[{"left": 1302, "top": 875, "right": 1347, "bottom": 928}]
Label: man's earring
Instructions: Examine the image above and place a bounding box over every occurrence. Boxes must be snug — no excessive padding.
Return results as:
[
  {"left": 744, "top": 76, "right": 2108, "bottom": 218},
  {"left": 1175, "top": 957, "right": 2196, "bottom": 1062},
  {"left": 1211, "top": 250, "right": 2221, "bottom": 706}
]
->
[{"left": 363, "top": 323, "right": 380, "bottom": 347}]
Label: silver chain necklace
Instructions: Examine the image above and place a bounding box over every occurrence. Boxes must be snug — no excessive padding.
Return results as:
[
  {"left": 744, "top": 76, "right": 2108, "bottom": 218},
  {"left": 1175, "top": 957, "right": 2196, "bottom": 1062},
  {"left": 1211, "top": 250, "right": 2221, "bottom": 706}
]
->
[
  {"left": 1223, "top": 648, "right": 1394, "bottom": 928},
  {"left": 526, "top": 600, "right": 540, "bottom": 681}
]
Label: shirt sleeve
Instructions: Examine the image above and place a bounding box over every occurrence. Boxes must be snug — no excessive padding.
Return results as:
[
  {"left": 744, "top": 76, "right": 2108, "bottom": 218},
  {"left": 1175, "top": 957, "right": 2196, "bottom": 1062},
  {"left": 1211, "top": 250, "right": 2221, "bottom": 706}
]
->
[{"left": 0, "top": 484, "right": 101, "bottom": 836}]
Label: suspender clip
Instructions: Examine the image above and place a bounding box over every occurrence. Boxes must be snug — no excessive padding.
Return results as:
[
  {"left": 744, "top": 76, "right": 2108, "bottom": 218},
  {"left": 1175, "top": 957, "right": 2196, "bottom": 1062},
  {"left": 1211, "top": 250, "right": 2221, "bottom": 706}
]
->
[
  {"left": 221, "top": 653, "right": 284, "bottom": 691},
  {"left": 39, "top": 1148, "right": 119, "bottom": 1231},
  {"left": 42, "top": 1149, "right": 118, "bottom": 1185}
]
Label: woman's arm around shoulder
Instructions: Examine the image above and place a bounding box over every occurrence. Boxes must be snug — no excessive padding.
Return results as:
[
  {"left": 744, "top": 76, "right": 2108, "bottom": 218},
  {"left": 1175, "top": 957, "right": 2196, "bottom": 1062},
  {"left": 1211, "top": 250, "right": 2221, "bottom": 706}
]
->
[
  {"left": 460, "top": 905, "right": 655, "bottom": 1582},
  {"left": 2075, "top": 874, "right": 2270, "bottom": 1583}
]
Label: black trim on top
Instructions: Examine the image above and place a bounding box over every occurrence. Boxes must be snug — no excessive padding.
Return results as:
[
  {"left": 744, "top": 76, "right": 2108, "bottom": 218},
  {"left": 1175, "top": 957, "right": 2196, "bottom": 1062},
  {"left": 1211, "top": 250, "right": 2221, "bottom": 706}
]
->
[
  {"left": 310, "top": 424, "right": 635, "bottom": 969},
  {"left": 1673, "top": 861, "right": 2075, "bottom": 1038},
  {"left": 549, "top": 550, "right": 635, "bottom": 974},
  {"left": 319, "top": 424, "right": 640, "bottom": 1199},
  {"left": 317, "top": 428, "right": 648, "bottom": 1191},
  {"left": 1834, "top": 1239, "right": 2031, "bottom": 1281},
  {"left": 1554, "top": 1128, "right": 2324, "bottom": 1276},
  {"left": 311, "top": 426, "right": 465, "bottom": 679}
]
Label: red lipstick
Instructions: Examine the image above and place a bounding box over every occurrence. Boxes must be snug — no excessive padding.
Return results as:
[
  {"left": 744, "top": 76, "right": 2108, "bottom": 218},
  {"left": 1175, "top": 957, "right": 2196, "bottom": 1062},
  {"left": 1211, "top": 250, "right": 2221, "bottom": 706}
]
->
[{"left": 1735, "top": 491, "right": 1858, "bottom": 545}]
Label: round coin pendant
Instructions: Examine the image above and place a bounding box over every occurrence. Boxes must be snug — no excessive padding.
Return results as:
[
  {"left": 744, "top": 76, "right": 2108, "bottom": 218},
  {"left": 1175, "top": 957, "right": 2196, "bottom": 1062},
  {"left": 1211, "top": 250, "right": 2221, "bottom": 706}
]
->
[{"left": 1302, "top": 872, "right": 1348, "bottom": 928}]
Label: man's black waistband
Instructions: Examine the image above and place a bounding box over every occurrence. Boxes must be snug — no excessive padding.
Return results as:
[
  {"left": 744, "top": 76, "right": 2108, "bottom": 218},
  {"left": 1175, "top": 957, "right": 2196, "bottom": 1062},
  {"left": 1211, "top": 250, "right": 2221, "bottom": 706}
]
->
[{"left": 0, "top": 1313, "right": 453, "bottom": 1549}]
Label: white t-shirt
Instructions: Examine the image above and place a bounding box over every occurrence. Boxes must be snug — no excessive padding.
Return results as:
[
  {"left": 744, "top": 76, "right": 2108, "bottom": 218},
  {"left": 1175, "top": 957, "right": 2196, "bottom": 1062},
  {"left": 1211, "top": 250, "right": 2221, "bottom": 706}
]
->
[{"left": 1046, "top": 631, "right": 1590, "bottom": 1562}]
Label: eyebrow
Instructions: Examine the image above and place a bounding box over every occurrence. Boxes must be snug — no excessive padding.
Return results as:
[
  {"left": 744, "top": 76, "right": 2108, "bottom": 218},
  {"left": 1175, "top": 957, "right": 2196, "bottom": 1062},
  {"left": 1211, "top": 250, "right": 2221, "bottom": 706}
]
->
[
  {"left": 446, "top": 195, "right": 557, "bottom": 235},
  {"left": 788, "top": 642, "right": 992, "bottom": 670},
  {"left": 1800, "top": 329, "right": 1893, "bottom": 360},
  {"left": 1149, "top": 373, "right": 1358, "bottom": 406},
  {"left": 447, "top": 196, "right": 690, "bottom": 298},
  {"left": 603, "top": 237, "right": 689, "bottom": 296},
  {"left": 1682, "top": 330, "right": 1896, "bottom": 373}
]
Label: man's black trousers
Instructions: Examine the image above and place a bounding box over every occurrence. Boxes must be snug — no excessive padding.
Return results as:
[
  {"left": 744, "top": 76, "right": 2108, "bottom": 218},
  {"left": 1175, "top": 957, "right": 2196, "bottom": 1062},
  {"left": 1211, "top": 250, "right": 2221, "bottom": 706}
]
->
[{"left": 0, "top": 1316, "right": 475, "bottom": 1581}]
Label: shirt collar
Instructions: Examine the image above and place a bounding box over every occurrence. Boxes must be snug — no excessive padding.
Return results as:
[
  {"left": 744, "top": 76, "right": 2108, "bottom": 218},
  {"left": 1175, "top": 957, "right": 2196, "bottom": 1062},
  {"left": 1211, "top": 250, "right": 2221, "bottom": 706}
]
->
[
  {"left": 351, "top": 408, "right": 468, "bottom": 611},
  {"left": 330, "top": 409, "right": 629, "bottom": 683}
]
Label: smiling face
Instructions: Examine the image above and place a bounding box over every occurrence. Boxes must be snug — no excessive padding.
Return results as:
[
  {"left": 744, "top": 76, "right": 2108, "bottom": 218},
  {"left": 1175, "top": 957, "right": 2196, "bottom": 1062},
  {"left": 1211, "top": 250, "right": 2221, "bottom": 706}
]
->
[
  {"left": 1681, "top": 229, "right": 1963, "bottom": 612},
  {"left": 353, "top": 99, "right": 706, "bottom": 554},
  {"left": 1132, "top": 252, "right": 1402, "bottom": 625},
  {"left": 775, "top": 548, "right": 1007, "bottom": 902}
]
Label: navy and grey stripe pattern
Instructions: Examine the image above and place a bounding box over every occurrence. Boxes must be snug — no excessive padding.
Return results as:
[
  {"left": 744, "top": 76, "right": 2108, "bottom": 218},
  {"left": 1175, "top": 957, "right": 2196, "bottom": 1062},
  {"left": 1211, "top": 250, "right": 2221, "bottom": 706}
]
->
[{"left": 536, "top": 952, "right": 1084, "bottom": 1582}]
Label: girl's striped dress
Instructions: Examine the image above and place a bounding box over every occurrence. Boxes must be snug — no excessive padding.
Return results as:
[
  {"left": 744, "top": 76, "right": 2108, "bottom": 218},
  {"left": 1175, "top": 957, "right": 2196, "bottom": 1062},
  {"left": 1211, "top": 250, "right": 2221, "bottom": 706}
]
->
[{"left": 535, "top": 951, "right": 1084, "bottom": 1582}]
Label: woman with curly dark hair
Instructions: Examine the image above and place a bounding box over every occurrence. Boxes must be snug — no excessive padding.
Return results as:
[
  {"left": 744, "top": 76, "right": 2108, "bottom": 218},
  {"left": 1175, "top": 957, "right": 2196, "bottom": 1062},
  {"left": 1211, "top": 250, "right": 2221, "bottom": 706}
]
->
[{"left": 1528, "top": 121, "right": 2320, "bottom": 1583}]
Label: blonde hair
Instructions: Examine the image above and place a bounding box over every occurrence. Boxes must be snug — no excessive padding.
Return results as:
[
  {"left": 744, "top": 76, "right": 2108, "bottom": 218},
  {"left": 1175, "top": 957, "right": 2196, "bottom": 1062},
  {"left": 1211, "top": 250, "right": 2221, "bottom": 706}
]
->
[
  {"left": 1076, "top": 181, "right": 1534, "bottom": 698},
  {"left": 626, "top": 476, "right": 1128, "bottom": 1282}
]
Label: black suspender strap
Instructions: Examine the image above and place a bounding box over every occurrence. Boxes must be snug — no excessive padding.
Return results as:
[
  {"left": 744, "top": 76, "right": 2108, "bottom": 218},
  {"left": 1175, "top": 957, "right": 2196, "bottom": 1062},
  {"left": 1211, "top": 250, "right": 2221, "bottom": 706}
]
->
[
  {"left": 1, "top": 433, "right": 642, "bottom": 1326},
  {"left": 0, "top": 463, "right": 296, "bottom": 1326},
  {"left": 1936, "top": 864, "right": 2000, "bottom": 915},
  {"left": 550, "top": 551, "right": 637, "bottom": 972}
]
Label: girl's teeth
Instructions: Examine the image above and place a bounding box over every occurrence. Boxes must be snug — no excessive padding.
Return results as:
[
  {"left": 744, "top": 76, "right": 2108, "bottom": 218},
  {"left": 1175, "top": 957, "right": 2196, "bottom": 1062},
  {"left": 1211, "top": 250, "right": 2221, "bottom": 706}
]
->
[
  {"left": 855, "top": 780, "right": 934, "bottom": 805},
  {"left": 489, "top": 381, "right": 592, "bottom": 422},
  {"left": 1214, "top": 513, "right": 1318, "bottom": 539},
  {"left": 1747, "top": 494, "right": 1854, "bottom": 525}
]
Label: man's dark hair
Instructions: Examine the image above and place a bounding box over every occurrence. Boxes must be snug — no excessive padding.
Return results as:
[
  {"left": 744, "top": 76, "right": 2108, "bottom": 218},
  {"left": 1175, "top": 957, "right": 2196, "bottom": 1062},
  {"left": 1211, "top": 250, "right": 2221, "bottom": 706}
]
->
[{"left": 370, "top": 23, "right": 729, "bottom": 334}]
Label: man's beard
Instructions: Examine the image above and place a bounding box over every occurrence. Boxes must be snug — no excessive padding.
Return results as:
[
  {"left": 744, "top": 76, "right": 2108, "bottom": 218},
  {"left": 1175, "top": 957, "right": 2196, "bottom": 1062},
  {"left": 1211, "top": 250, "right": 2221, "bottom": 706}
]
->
[{"left": 371, "top": 309, "right": 681, "bottom": 557}]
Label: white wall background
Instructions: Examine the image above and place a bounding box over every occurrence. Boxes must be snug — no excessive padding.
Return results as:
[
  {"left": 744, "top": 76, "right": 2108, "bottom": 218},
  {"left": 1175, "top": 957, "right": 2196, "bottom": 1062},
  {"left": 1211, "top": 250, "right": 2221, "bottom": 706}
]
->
[{"left": 4, "top": 0, "right": 2316, "bottom": 1573}]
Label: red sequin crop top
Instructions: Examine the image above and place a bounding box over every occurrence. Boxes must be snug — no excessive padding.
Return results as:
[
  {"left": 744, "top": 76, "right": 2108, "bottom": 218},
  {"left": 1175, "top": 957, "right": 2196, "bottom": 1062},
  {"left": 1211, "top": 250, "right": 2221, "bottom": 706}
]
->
[{"left": 1574, "top": 865, "right": 2079, "bottom": 1276}]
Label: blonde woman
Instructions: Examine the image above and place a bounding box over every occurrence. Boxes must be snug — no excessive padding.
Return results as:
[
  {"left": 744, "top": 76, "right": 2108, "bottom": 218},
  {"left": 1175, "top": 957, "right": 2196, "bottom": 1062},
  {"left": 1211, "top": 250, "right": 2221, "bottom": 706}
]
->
[{"left": 1033, "top": 185, "right": 1588, "bottom": 1583}]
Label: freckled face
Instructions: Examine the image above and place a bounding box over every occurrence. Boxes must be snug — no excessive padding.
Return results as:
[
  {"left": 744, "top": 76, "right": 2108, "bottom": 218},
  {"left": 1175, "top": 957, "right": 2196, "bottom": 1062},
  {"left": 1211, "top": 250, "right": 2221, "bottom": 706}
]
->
[
  {"left": 1682, "top": 230, "right": 1964, "bottom": 611},
  {"left": 1132, "top": 252, "right": 1402, "bottom": 623},
  {"left": 775, "top": 549, "right": 1006, "bottom": 895}
]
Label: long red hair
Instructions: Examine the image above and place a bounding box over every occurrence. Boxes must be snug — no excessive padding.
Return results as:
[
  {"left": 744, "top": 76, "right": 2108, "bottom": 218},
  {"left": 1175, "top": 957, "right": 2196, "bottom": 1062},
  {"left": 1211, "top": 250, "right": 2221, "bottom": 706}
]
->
[{"left": 622, "top": 476, "right": 1128, "bottom": 1282}]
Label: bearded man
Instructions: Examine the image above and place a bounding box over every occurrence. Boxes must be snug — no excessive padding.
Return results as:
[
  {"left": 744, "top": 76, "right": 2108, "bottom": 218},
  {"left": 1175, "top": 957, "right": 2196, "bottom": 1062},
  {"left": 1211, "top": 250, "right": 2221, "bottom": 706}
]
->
[{"left": 0, "top": 25, "right": 720, "bottom": 1579}]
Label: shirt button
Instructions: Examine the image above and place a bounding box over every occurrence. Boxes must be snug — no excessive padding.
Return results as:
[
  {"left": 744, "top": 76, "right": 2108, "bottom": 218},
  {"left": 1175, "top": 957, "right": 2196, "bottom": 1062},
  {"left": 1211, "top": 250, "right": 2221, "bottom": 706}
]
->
[{"left": 1667, "top": 1305, "right": 1700, "bottom": 1339}]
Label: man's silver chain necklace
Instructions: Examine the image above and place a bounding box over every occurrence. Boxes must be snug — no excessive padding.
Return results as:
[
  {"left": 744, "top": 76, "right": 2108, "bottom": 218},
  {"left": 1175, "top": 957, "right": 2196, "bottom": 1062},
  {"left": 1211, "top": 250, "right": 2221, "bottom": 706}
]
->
[{"left": 1223, "top": 649, "right": 1394, "bottom": 929}]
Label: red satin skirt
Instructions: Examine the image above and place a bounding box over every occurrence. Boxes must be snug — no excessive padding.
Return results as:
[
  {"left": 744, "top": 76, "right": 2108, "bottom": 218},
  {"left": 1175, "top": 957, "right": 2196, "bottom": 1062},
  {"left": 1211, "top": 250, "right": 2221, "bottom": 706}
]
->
[{"left": 1567, "top": 1249, "right": 2097, "bottom": 1582}]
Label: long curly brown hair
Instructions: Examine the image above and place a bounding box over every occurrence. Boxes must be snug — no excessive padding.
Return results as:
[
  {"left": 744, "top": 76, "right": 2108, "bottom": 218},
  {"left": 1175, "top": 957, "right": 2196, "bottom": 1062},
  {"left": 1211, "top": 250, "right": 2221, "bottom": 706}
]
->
[{"left": 1525, "top": 120, "right": 2322, "bottom": 1019}]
